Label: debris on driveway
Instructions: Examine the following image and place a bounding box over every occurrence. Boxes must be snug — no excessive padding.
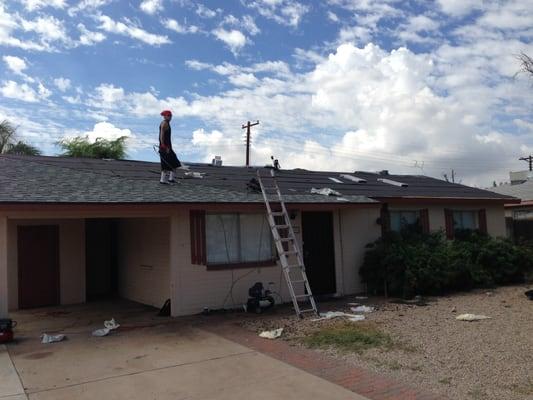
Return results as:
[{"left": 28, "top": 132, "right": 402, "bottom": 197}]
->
[
  {"left": 312, "top": 311, "right": 365, "bottom": 322},
  {"left": 41, "top": 333, "right": 65, "bottom": 344},
  {"left": 259, "top": 328, "right": 283, "bottom": 339},
  {"left": 92, "top": 318, "right": 120, "bottom": 337},
  {"left": 456, "top": 313, "right": 491, "bottom": 321},
  {"left": 350, "top": 305, "right": 374, "bottom": 313}
]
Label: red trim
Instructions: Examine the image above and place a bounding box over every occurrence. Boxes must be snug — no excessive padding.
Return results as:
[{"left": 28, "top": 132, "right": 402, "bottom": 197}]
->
[
  {"left": 478, "top": 209, "right": 487, "bottom": 234},
  {"left": 190, "top": 210, "right": 206, "bottom": 265},
  {"left": 374, "top": 197, "right": 516, "bottom": 205},
  {"left": 206, "top": 259, "right": 277, "bottom": 271},
  {"left": 420, "top": 208, "right": 430, "bottom": 233},
  {"left": 380, "top": 203, "right": 390, "bottom": 235},
  {"left": 444, "top": 209, "right": 454, "bottom": 239}
]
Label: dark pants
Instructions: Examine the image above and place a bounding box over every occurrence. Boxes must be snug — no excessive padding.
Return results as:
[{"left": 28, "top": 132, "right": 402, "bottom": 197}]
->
[{"left": 159, "top": 149, "right": 181, "bottom": 171}]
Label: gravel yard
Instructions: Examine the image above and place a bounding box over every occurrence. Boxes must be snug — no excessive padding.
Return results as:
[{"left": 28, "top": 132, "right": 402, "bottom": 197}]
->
[{"left": 241, "top": 285, "right": 533, "bottom": 400}]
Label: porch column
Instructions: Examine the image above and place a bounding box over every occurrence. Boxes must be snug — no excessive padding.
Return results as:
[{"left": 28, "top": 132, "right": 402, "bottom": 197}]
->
[{"left": 0, "top": 216, "right": 8, "bottom": 318}]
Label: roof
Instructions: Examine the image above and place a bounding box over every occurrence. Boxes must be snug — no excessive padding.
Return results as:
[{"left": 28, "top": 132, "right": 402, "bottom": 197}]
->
[
  {"left": 0, "top": 155, "right": 516, "bottom": 205},
  {"left": 488, "top": 181, "right": 533, "bottom": 202}
]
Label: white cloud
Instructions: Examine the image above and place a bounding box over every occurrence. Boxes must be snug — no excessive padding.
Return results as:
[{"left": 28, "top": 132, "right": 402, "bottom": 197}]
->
[
  {"left": 3, "top": 55, "right": 27, "bottom": 75},
  {"left": 20, "top": 15, "right": 70, "bottom": 44},
  {"left": 228, "top": 73, "right": 259, "bottom": 87},
  {"left": 98, "top": 15, "right": 171, "bottom": 46},
  {"left": 0, "top": 80, "right": 39, "bottom": 102},
  {"left": 89, "top": 83, "right": 125, "bottom": 108},
  {"left": 247, "top": 0, "right": 309, "bottom": 27},
  {"left": 37, "top": 82, "right": 52, "bottom": 98},
  {"left": 68, "top": 0, "right": 111, "bottom": 16},
  {"left": 84, "top": 121, "right": 131, "bottom": 142},
  {"left": 327, "top": 11, "right": 339, "bottom": 22},
  {"left": 18, "top": 0, "right": 66, "bottom": 11},
  {"left": 54, "top": 77, "right": 71, "bottom": 92},
  {"left": 212, "top": 28, "right": 247, "bottom": 54},
  {"left": 436, "top": 0, "right": 483, "bottom": 16},
  {"left": 140, "top": 0, "right": 163, "bottom": 15},
  {"left": 77, "top": 23, "right": 106, "bottom": 46},
  {"left": 164, "top": 19, "right": 199, "bottom": 34},
  {"left": 0, "top": 5, "right": 48, "bottom": 50},
  {"left": 222, "top": 15, "right": 260, "bottom": 36},
  {"left": 196, "top": 3, "right": 217, "bottom": 18}
]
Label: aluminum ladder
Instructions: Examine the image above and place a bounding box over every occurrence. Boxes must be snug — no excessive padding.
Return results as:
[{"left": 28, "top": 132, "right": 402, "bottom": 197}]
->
[{"left": 256, "top": 168, "right": 319, "bottom": 318}]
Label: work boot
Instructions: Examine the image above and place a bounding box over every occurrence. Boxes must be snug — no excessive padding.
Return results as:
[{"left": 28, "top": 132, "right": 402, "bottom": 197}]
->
[{"left": 160, "top": 171, "right": 169, "bottom": 184}]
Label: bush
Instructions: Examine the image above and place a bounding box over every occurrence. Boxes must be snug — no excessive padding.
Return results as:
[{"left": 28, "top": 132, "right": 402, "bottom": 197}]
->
[{"left": 359, "top": 229, "right": 533, "bottom": 297}]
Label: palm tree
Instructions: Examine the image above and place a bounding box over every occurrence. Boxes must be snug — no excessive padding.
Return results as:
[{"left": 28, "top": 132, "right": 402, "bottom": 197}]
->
[
  {"left": 0, "top": 120, "right": 16, "bottom": 154},
  {"left": 5, "top": 141, "right": 41, "bottom": 156},
  {"left": 58, "top": 136, "right": 127, "bottom": 159},
  {"left": 0, "top": 120, "right": 41, "bottom": 155}
]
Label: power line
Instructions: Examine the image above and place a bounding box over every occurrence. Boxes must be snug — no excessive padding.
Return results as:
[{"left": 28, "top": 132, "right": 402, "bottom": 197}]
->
[
  {"left": 242, "top": 120, "right": 259, "bottom": 167},
  {"left": 519, "top": 155, "right": 533, "bottom": 171}
]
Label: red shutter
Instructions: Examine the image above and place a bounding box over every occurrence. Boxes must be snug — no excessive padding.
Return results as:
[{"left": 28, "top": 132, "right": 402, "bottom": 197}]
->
[
  {"left": 478, "top": 209, "right": 487, "bottom": 235},
  {"left": 380, "top": 204, "right": 390, "bottom": 235},
  {"left": 190, "top": 210, "right": 206, "bottom": 265},
  {"left": 420, "top": 209, "right": 430, "bottom": 234},
  {"left": 444, "top": 209, "right": 454, "bottom": 239}
]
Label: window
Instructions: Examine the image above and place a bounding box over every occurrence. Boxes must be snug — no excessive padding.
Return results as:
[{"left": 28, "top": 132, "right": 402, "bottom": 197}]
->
[
  {"left": 390, "top": 210, "right": 420, "bottom": 232},
  {"left": 453, "top": 211, "right": 477, "bottom": 230},
  {"left": 205, "top": 213, "right": 274, "bottom": 267},
  {"left": 444, "top": 209, "right": 487, "bottom": 239}
]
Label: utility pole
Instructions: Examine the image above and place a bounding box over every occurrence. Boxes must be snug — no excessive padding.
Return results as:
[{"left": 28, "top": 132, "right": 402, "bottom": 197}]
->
[
  {"left": 519, "top": 155, "right": 533, "bottom": 171},
  {"left": 242, "top": 120, "right": 259, "bottom": 167}
]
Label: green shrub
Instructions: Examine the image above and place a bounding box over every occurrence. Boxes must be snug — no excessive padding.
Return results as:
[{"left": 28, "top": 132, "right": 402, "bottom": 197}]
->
[{"left": 360, "top": 229, "right": 533, "bottom": 297}]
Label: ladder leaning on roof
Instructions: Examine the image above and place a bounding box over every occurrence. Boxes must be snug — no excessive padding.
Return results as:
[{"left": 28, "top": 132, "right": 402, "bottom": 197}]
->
[{"left": 256, "top": 168, "right": 319, "bottom": 318}]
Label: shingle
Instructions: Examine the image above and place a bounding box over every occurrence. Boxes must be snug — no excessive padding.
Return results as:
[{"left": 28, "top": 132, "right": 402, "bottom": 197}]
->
[{"left": 0, "top": 155, "right": 515, "bottom": 204}]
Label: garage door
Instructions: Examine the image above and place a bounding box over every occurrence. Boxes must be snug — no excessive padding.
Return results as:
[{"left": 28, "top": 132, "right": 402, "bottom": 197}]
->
[{"left": 18, "top": 225, "right": 60, "bottom": 309}]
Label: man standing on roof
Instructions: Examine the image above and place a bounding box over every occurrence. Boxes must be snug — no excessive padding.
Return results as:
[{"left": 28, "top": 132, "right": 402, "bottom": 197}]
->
[{"left": 159, "top": 110, "right": 181, "bottom": 184}]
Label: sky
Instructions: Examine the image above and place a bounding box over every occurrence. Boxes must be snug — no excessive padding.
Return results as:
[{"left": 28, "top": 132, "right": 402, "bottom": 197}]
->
[{"left": 0, "top": 0, "right": 532, "bottom": 186}]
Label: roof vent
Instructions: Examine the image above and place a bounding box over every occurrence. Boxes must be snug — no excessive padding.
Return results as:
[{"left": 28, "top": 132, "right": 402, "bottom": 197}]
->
[
  {"left": 212, "top": 156, "right": 222, "bottom": 166},
  {"left": 379, "top": 170, "right": 389, "bottom": 176},
  {"left": 377, "top": 178, "right": 408, "bottom": 187},
  {"left": 340, "top": 174, "right": 367, "bottom": 183}
]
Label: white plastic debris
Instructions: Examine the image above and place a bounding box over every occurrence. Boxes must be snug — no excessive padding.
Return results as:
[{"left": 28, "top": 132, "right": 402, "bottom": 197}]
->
[
  {"left": 259, "top": 328, "right": 283, "bottom": 339},
  {"left": 312, "top": 311, "right": 365, "bottom": 322},
  {"left": 351, "top": 305, "right": 374, "bottom": 313},
  {"left": 310, "top": 188, "right": 342, "bottom": 196},
  {"left": 92, "top": 328, "right": 111, "bottom": 337},
  {"left": 104, "top": 318, "right": 120, "bottom": 330},
  {"left": 41, "top": 333, "right": 65, "bottom": 344},
  {"left": 184, "top": 171, "right": 205, "bottom": 179},
  {"left": 336, "top": 197, "right": 350, "bottom": 202},
  {"left": 92, "top": 318, "right": 120, "bottom": 337},
  {"left": 456, "top": 314, "right": 491, "bottom": 321}
]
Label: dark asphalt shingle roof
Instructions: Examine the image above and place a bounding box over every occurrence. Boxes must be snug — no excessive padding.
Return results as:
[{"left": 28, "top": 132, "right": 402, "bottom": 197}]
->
[{"left": 0, "top": 155, "right": 515, "bottom": 204}]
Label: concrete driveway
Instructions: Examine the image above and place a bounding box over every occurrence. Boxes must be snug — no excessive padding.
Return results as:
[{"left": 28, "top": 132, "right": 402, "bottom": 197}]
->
[{"left": 1, "top": 302, "right": 368, "bottom": 400}]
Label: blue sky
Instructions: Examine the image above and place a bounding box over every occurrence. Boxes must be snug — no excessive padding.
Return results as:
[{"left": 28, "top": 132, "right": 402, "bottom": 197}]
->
[{"left": 1, "top": 0, "right": 532, "bottom": 185}]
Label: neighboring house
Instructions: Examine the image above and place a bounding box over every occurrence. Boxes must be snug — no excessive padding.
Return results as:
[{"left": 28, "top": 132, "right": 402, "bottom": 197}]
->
[
  {"left": 0, "top": 155, "right": 516, "bottom": 318},
  {"left": 489, "top": 178, "right": 533, "bottom": 240}
]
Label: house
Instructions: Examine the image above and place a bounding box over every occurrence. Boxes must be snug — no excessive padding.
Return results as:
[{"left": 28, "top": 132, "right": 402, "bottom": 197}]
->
[
  {"left": 0, "top": 155, "right": 516, "bottom": 318},
  {"left": 489, "top": 175, "right": 533, "bottom": 240}
]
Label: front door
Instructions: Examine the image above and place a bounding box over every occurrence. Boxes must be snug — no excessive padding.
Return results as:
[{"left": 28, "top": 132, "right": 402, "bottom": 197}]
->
[
  {"left": 18, "top": 225, "right": 60, "bottom": 309},
  {"left": 301, "top": 212, "right": 336, "bottom": 295}
]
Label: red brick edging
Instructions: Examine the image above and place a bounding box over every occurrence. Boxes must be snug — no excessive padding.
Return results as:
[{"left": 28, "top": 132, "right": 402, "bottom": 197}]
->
[{"left": 203, "top": 321, "right": 447, "bottom": 400}]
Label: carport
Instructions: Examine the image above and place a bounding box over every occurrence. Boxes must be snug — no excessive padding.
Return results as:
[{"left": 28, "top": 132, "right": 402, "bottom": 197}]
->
[{"left": 0, "top": 205, "right": 179, "bottom": 319}]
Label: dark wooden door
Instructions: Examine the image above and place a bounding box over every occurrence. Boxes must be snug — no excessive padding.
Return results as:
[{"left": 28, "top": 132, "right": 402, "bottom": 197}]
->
[
  {"left": 302, "top": 212, "right": 336, "bottom": 295},
  {"left": 18, "top": 225, "right": 60, "bottom": 309}
]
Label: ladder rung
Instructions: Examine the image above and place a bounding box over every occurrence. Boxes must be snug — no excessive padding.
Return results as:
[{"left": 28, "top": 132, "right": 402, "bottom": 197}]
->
[
  {"left": 263, "top": 186, "right": 278, "bottom": 190},
  {"left": 290, "top": 280, "right": 306, "bottom": 284},
  {"left": 271, "top": 211, "right": 285, "bottom": 216},
  {"left": 276, "top": 237, "right": 293, "bottom": 243},
  {"left": 280, "top": 250, "right": 298, "bottom": 256},
  {"left": 299, "top": 309, "right": 317, "bottom": 313},
  {"left": 285, "top": 264, "right": 303, "bottom": 269},
  {"left": 295, "top": 294, "right": 312, "bottom": 299},
  {"left": 275, "top": 224, "right": 289, "bottom": 229}
]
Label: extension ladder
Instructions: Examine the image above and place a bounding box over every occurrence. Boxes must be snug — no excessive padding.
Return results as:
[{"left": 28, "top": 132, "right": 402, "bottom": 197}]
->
[{"left": 256, "top": 168, "right": 319, "bottom": 318}]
